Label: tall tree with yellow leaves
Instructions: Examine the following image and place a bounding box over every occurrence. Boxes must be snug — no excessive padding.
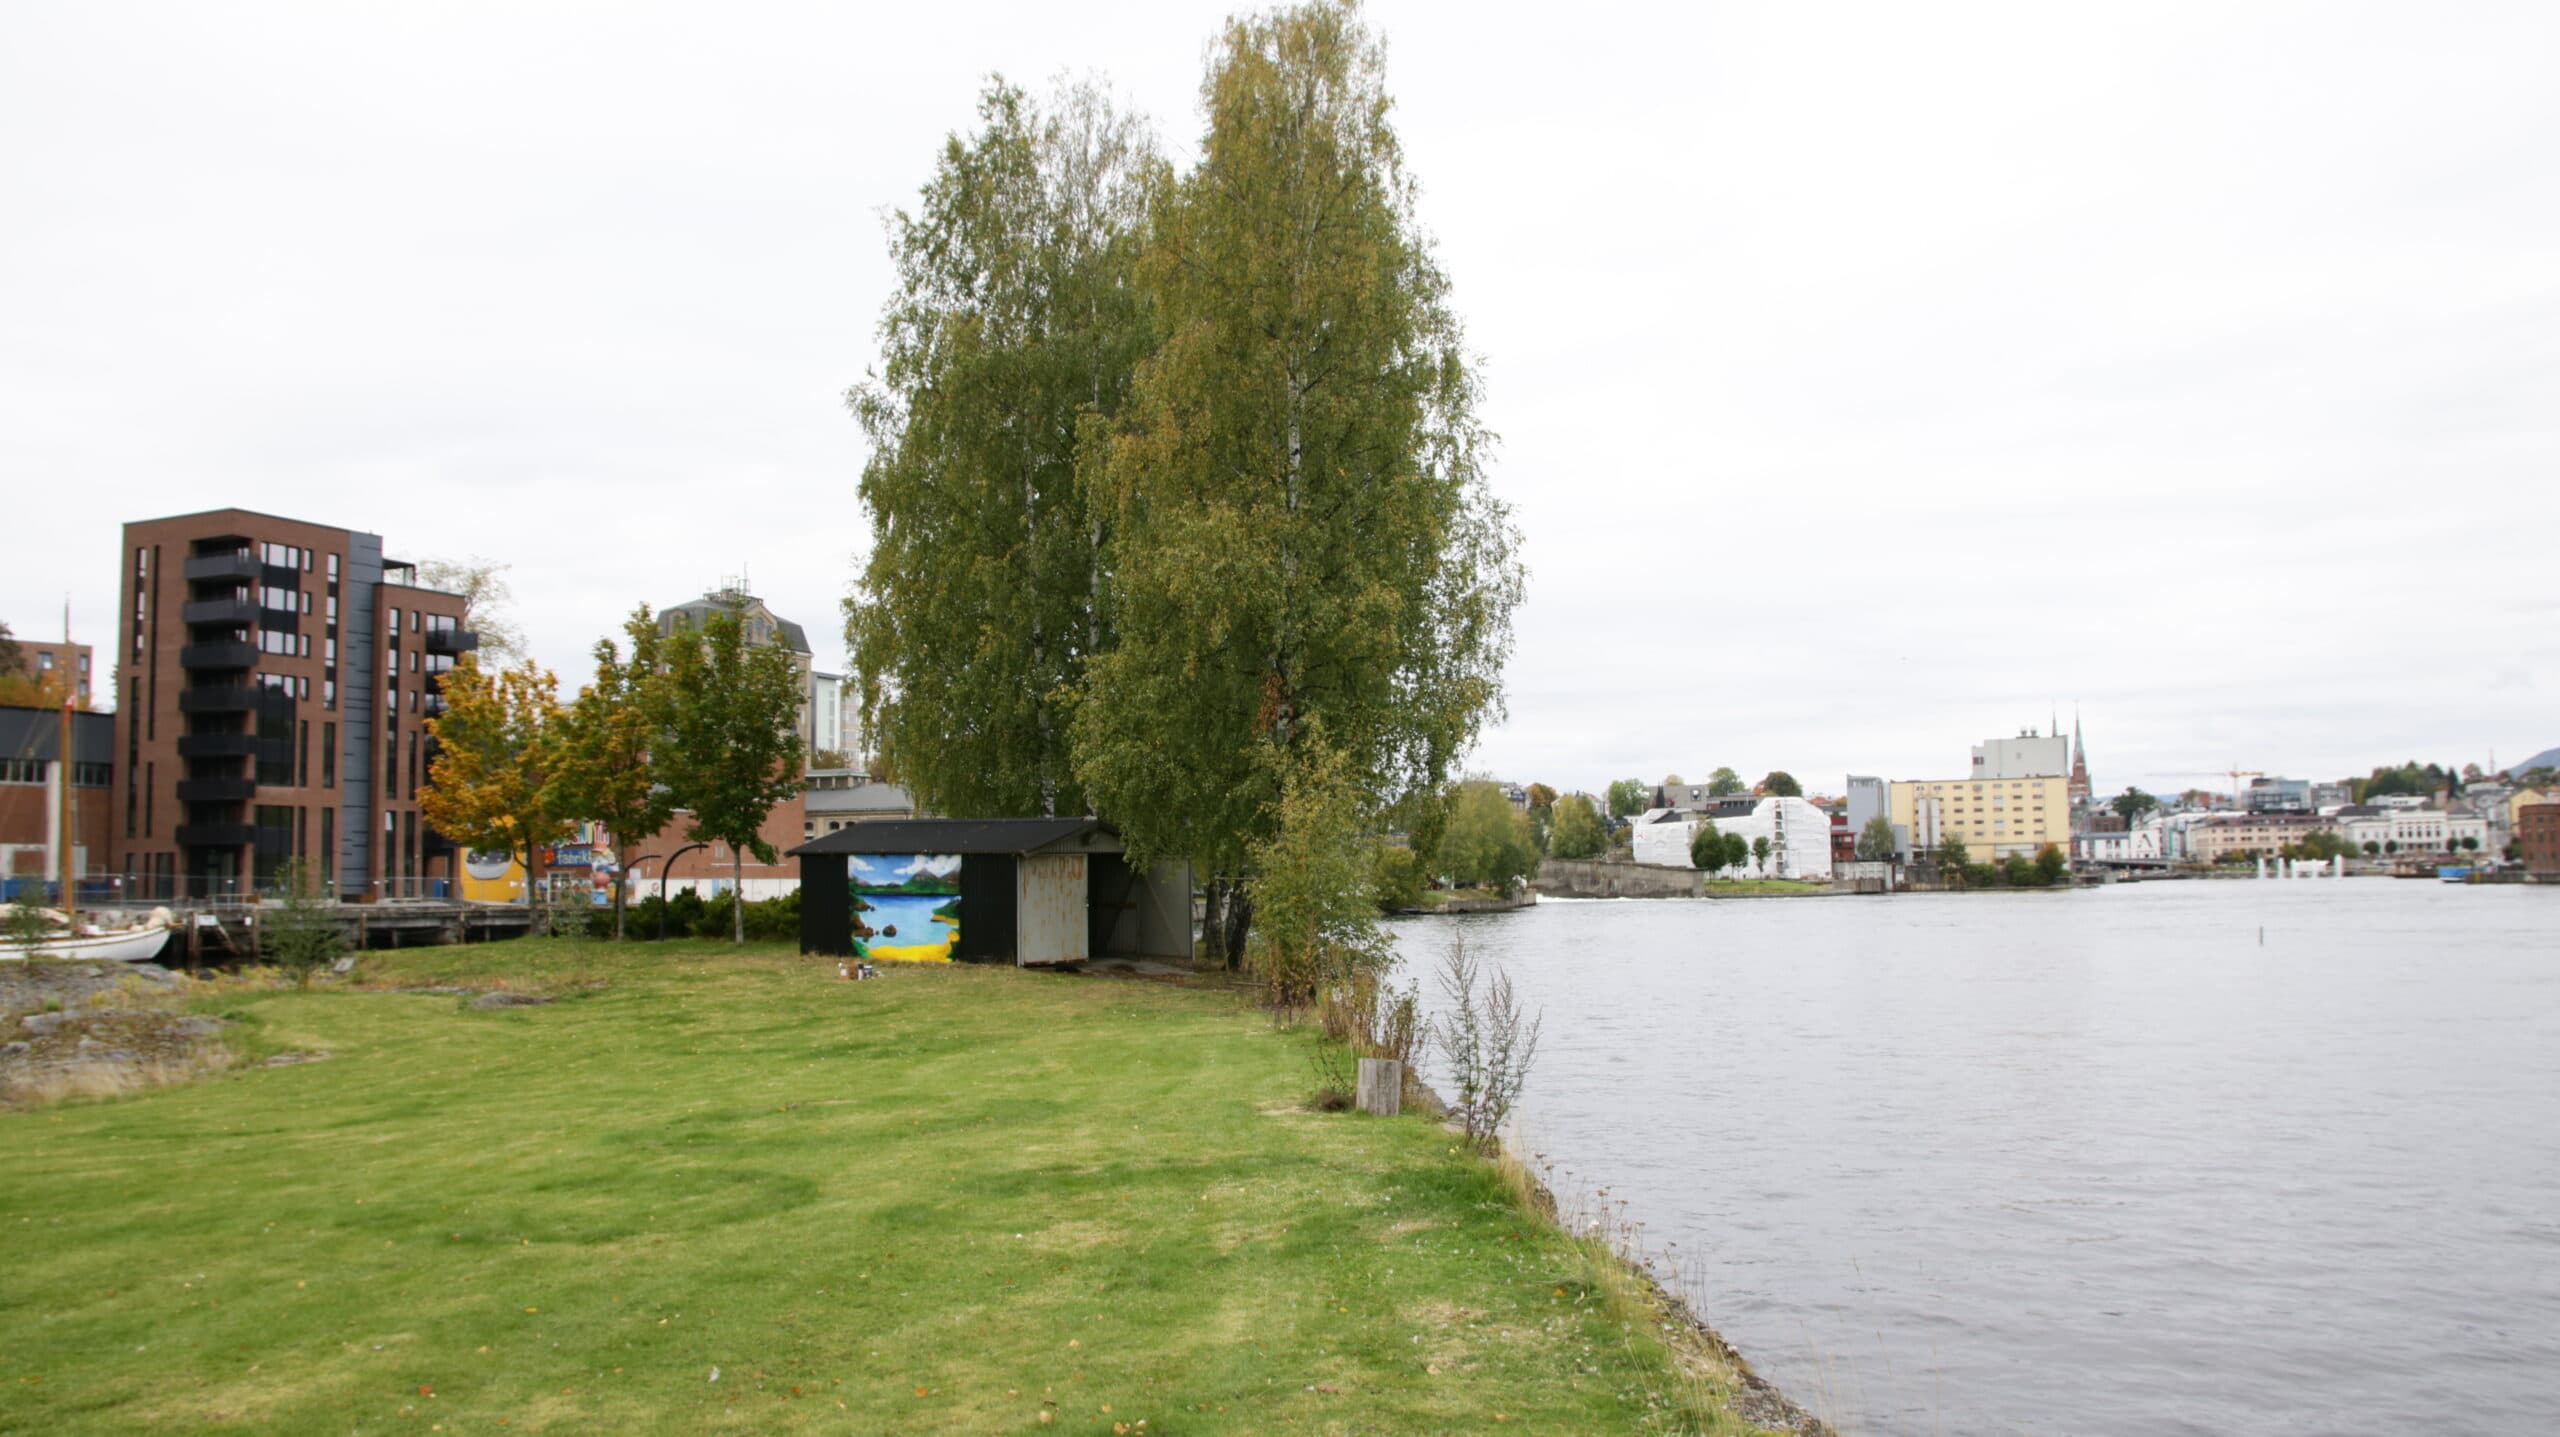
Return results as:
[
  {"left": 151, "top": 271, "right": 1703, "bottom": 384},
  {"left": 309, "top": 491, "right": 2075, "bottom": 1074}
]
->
[{"left": 421, "top": 655, "right": 572, "bottom": 907}]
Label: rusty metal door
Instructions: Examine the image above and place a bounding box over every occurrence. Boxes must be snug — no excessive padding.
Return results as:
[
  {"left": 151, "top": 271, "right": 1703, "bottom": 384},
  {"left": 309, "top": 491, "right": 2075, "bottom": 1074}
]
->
[{"left": 1014, "top": 852, "right": 1087, "bottom": 966}]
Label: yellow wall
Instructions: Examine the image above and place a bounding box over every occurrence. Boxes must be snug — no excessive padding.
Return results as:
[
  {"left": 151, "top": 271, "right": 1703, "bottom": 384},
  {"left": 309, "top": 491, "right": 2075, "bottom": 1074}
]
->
[
  {"left": 1891, "top": 774, "right": 2069, "bottom": 859},
  {"left": 458, "top": 848, "right": 526, "bottom": 904}
]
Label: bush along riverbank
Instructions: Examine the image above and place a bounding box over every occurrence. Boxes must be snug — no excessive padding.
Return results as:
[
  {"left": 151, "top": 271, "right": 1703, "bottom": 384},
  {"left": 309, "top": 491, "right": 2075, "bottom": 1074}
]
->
[{"left": 0, "top": 938, "right": 1809, "bottom": 1434}]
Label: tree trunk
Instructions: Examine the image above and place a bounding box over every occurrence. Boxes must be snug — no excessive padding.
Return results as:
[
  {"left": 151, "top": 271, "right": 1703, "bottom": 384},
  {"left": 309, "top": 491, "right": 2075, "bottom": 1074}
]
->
[
  {"left": 732, "top": 847, "right": 746, "bottom": 943},
  {"left": 1219, "top": 879, "right": 1254, "bottom": 972},
  {"left": 611, "top": 843, "right": 627, "bottom": 942}
]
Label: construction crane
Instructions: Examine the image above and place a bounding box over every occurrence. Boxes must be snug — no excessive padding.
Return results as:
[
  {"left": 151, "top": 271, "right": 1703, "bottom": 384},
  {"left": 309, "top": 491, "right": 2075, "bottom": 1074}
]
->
[{"left": 2158, "top": 769, "right": 2263, "bottom": 810}]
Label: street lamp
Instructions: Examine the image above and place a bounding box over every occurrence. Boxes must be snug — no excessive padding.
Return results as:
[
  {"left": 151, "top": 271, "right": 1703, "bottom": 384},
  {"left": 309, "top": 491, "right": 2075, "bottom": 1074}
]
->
[
  {"left": 615, "top": 854, "right": 659, "bottom": 937},
  {"left": 658, "top": 842, "right": 709, "bottom": 941}
]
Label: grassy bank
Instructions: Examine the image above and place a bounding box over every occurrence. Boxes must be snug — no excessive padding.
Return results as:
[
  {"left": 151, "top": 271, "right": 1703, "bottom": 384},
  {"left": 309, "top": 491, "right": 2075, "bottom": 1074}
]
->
[
  {"left": 1700, "top": 880, "right": 1830, "bottom": 897},
  {"left": 0, "top": 940, "right": 1778, "bottom": 1434}
]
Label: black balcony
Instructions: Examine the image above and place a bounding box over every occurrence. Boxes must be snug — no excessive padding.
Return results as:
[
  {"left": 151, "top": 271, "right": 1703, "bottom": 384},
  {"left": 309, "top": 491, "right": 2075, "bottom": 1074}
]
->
[
  {"left": 178, "top": 686, "right": 291, "bottom": 716},
  {"left": 181, "top": 596, "right": 258, "bottom": 627},
  {"left": 183, "top": 552, "right": 260, "bottom": 583},
  {"left": 422, "top": 627, "right": 479, "bottom": 656},
  {"left": 180, "top": 641, "right": 258, "bottom": 671},
  {"left": 177, "top": 733, "right": 258, "bottom": 759},
  {"left": 175, "top": 822, "right": 256, "bottom": 849},
  {"left": 176, "top": 776, "right": 257, "bottom": 804}
]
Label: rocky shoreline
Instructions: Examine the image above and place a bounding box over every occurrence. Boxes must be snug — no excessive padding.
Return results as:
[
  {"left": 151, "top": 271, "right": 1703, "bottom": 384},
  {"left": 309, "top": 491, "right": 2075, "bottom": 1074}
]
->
[{"left": 0, "top": 962, "right": 234, "bottom": 1107}]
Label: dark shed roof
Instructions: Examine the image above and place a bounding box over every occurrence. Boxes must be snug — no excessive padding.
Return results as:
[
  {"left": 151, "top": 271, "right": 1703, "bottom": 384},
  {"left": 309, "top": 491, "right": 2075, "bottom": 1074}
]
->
[{"left": 789, "top": 817, "right": 1115, "bottom": 858}]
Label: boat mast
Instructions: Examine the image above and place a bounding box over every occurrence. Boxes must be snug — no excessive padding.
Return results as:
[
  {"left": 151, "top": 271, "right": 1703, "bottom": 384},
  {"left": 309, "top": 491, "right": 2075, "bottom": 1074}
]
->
[{"left": 59, "top": 600, "right": 75, "bottom": 928}]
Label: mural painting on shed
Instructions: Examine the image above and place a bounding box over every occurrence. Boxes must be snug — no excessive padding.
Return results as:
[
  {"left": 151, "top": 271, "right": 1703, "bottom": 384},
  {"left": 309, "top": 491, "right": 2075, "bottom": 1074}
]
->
[{"left": 850, "top": 853, "right": 962, "bottom": 962}]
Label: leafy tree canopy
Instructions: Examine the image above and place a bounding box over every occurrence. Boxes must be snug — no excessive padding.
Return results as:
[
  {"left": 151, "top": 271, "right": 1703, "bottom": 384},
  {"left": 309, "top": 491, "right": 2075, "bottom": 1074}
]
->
[
  {"left": 1071, "top": 1, "right": 1521, "bottom": 962},
  {"left": 1687, "top": 819, "right": 1721, "bottom": 871},
  {"left": 2361, "top": 761, "right": 2450, "bottom": 800},
  {"left": 418, "top": 558, "right": 525, "bottom": 664},
  {"left": 1706, "top": 767, "right": 1745, "bottom": 797},
  {"left": 1441, "top": 780, "right": 1540, "bottom": 890},
  {"left": 1604, "top": 779, "right": 1648, "bottom": 817},
  {"left": 546, "top": 607, "right": 677, "bottom": 940},
  {"left": 1757, "top": 771, "right": 1801, "bottom": 798},
  {"left": 2112, "top": 786, "right": 2160, "bottom": 823},
  {"left": 1547, "top": 794, "right": 1607, "bottom": 860},
  {"left": 421, "top": 656, "right": 573, "bottom": 905},
  {"left": 658, "top": 609, "right": 808, "bottom": 942},
  {"left": 1855, "top": 815, "right": 1898, "bottom": 861},
  {"left": 847, "top": 77, "right": 1160, "bottom": 821}
]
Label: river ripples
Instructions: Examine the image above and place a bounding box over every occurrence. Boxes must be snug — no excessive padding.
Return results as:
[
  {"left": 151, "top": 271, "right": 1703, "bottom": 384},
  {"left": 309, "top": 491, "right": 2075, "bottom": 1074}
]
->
[{"left": 1390, "top": 881, "right": 2560, "bottom": 1435}]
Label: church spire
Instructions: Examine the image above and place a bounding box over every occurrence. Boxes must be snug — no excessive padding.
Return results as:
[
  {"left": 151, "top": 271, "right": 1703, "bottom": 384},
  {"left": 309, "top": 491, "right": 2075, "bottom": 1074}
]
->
[{"left": 2068, "top": 708, "right": 2092, "bottom": 806}]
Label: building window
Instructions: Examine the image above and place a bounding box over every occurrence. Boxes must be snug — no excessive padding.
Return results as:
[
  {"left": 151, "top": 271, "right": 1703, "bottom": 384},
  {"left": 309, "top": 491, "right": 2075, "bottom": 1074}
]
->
[{"left": 322, "top": 723, "right": 335, "bottom": 789}]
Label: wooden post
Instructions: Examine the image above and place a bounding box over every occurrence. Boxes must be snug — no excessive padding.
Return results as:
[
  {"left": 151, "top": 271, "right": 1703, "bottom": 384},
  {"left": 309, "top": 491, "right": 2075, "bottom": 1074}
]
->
[{"left": 1355, "top": 1058, "right": 1402, "bottom": 1117}]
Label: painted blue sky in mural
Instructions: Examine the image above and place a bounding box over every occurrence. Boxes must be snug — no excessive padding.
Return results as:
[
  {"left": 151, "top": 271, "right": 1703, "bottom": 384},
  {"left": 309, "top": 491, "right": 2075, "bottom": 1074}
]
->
[{"left": 851, "top": 854, "right": 962, "bottom": 892}]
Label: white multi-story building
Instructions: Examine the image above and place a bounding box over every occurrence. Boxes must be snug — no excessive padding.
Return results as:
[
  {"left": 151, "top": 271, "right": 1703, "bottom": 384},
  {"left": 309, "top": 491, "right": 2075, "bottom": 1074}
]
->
[
  {"left": 2335, "top": 807, "right": 2486, "bottom": 854},
  {"left": 2074, "top": 822, "right": 2165, "bottom": 864},
  {"left": 1632, "top": 796, "right": 1834, "bottom": 880},
  {"left": 1972, "top": 731, "right": 2070, "bottom": 780},
  {"left": 809, "top": 670, "right": 845, "bottom": 757}
]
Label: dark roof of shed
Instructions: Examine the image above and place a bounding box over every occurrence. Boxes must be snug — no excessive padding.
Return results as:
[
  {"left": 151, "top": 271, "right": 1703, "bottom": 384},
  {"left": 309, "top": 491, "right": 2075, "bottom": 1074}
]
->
[{"left": 789, "top": 817, "right": 1112, "bottom": 857}]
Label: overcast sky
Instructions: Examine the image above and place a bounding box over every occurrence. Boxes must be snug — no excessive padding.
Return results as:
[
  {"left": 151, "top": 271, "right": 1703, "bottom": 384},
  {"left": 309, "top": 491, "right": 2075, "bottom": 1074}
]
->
[{"left": 6, "top": 1, "right": 2555, "bottom": 799}]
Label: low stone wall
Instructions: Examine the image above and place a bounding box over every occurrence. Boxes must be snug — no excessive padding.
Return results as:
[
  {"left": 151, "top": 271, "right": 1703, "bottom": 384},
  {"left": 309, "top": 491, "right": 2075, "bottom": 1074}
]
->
[
  {"left": 1394, "top": 890, "right": 1536, "bottom": 915},
  {"left": 1533, "top": 859, "right": 1705, "bottom": 900}
]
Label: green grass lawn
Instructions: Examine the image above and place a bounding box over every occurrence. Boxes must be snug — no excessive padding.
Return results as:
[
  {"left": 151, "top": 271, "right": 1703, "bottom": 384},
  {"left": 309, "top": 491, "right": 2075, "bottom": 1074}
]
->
[
  {"left": 0, "top": 940, "right": 1770, "bottom": 1434},
  {"left": 1699, "top": 880, "right": 1830, "bottom": 896}
]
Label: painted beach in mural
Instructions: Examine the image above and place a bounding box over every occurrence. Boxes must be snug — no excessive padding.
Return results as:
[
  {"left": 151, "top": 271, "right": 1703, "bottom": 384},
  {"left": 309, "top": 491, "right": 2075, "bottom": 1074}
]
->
[{"left": 852, "top": 854, "right": 962, "bottom": 962}]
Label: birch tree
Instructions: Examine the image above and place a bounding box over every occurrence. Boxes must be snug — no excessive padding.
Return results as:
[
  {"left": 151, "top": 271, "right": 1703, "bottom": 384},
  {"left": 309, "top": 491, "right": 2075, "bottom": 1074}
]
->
[
  {"left": 845, "top": 78, "right": 1161, "bottom": 819},
  {"left": 1073, "top": 1, "right": 1521, "bottom": 964}
]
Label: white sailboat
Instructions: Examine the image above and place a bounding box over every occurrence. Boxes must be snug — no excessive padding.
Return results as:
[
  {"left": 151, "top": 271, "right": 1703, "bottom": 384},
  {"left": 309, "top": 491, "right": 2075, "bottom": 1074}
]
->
[{"left": 0, "top": 911, "right": 175, "bottom": 963}]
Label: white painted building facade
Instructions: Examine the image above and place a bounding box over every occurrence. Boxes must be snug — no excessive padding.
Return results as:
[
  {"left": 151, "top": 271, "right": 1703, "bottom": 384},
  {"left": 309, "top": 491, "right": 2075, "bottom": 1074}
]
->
[{"left": 1631, "top": 796, "right": 1834, "bottom": 880}]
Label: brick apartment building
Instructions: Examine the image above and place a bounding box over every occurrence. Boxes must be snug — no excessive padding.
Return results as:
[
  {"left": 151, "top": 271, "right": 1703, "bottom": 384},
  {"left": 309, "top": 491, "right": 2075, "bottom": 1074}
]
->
[
  {"left": 15, "top": 639, "right": 96, "bottom": 707},
  {"left": 115, "top": 509, "right": 477, "bottom": 900},
  {"left": 2522, "top": 801, "right": 2560, "bottom": 880}
]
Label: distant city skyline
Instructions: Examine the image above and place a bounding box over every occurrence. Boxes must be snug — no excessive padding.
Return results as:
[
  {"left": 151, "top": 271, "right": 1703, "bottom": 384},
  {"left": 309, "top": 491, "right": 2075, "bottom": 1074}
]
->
[{"left": 6, "top": 1, "right": 2553, "bottom": 798}]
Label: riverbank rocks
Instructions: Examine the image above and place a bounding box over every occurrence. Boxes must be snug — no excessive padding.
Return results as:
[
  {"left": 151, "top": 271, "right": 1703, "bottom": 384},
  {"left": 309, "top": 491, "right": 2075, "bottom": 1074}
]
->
[{"left": 0, "top": 991, "right": 234, "bottom": 1109}]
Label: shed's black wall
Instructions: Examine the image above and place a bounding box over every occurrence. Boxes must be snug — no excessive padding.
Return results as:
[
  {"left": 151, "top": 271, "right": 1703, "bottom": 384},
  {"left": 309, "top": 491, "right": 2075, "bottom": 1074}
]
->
[
  {"left": 955, "top": 855, "right": 1017, "bottom": 963},
  {"left": 800, "top": 853, "right": 852, "bottom": 956}
]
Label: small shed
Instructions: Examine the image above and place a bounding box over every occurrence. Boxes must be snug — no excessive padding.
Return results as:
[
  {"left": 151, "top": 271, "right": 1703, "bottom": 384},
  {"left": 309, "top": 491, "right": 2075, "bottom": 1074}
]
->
[{"left": 788, "top": 818, "right": 1192, "bottom": 967}]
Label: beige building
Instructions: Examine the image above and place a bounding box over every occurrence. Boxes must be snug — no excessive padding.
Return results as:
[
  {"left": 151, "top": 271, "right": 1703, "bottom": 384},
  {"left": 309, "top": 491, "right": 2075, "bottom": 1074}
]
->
[
  {"left": 2189, "top": 812, "right": 2331, "bottom": 863},
  {"left": 1891, "top": 773, "right": 2070, "bottom": 860},
  {"left": 657, "top": 586, "right": 824, "bottom": 757}
]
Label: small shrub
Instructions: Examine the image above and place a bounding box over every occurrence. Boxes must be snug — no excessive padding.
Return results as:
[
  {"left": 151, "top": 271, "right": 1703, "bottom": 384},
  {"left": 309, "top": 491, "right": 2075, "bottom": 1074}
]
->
[
  {"left": 262, "top": 861, "right": 345, "bottom": 986},
  {"left": 4, "top": 903, "right": 55, "bottom": 950},
  {"left": 1372, "top": 843, "right": 1426, "bottom": 914},
  {"left": 1433, "top": 933, "right": 1540, "bottom": 1152}
]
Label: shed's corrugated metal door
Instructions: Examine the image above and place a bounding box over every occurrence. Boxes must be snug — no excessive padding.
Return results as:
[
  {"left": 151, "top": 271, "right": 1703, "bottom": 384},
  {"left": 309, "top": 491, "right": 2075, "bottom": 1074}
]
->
[{"left": 1015, "top": 853, "right": 1088, "bottom": 965}]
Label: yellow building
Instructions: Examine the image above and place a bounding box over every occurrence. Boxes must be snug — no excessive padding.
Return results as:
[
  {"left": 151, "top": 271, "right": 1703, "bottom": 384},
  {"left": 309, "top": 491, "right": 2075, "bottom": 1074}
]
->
[{"left": 1890, "top": 774, "right": 2070, "bottom": 860}]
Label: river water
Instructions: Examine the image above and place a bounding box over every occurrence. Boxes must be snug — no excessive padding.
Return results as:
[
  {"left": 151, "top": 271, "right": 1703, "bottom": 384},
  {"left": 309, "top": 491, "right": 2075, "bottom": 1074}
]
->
[{"left": 1387, "top": 881, "right": 2560, "bottom": 1435}]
